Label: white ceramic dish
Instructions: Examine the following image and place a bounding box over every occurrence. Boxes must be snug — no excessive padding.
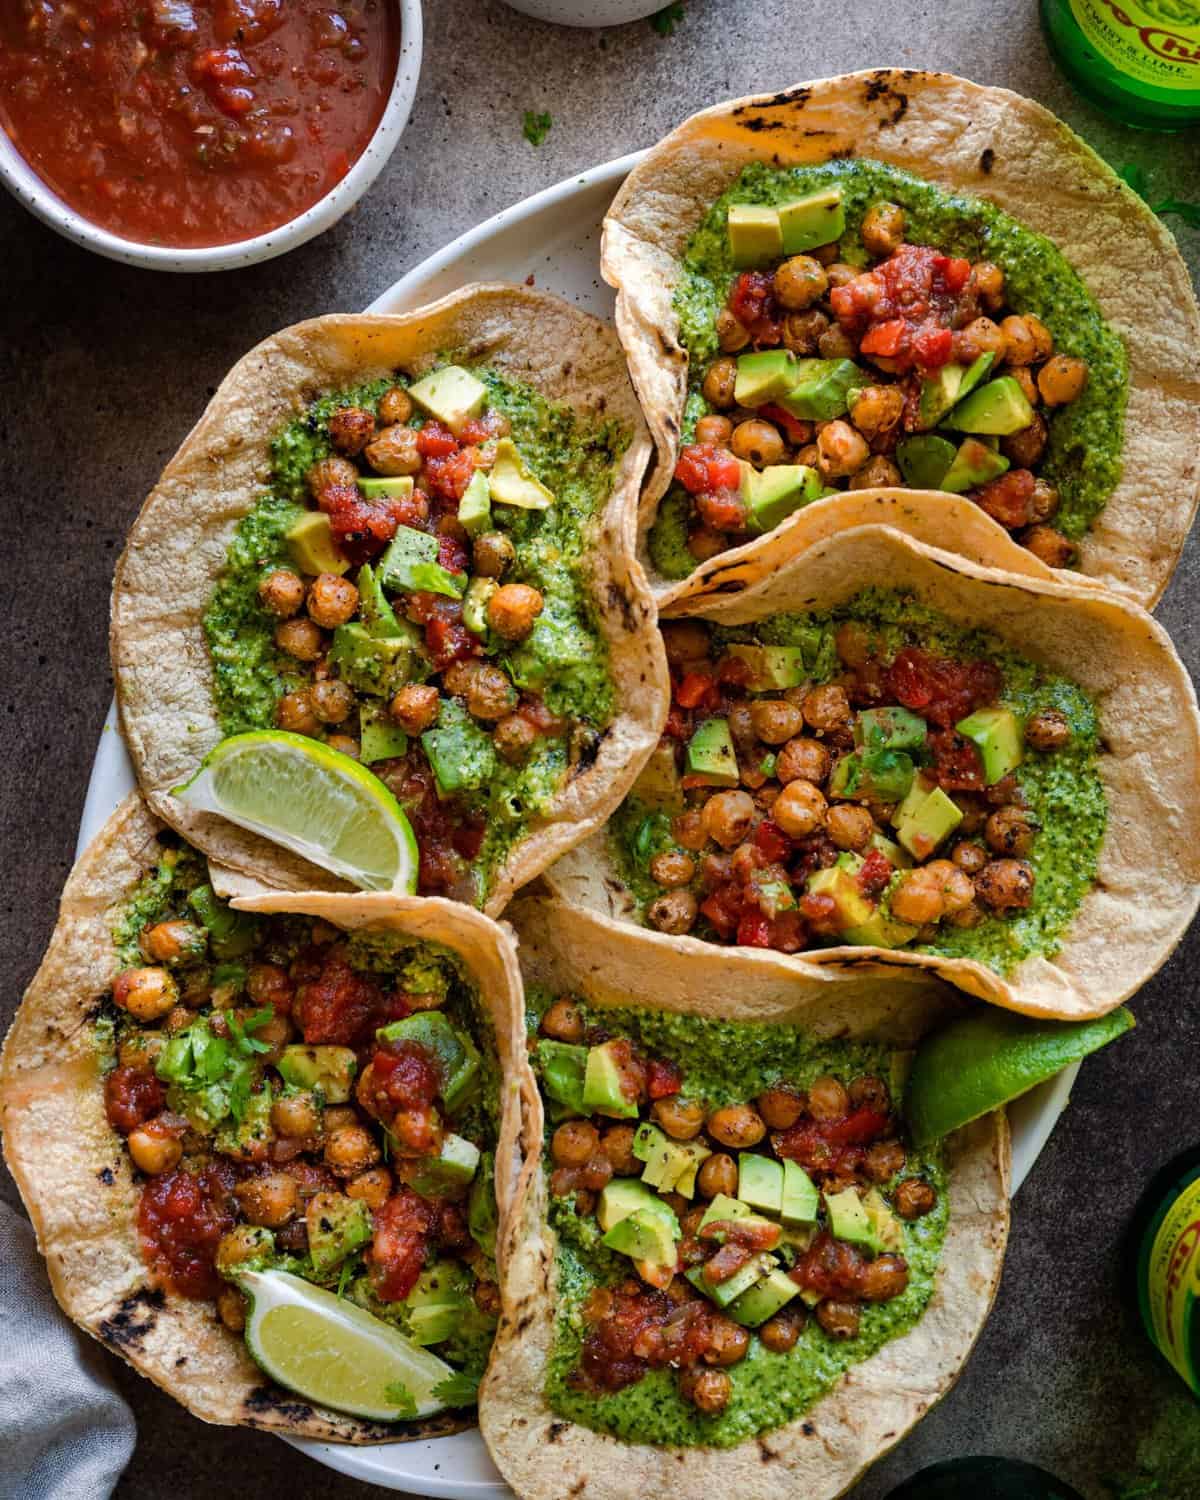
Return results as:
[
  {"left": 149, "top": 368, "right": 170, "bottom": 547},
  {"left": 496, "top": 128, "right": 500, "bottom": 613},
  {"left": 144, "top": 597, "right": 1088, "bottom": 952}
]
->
[
  {"left": 503, "top": 0, "right": 666, "bottom": 24},
  {"left": 0, "top": 0, "right": 423, "bottom": 274},
  {"left": 77, "top": 148, "right": 1076, "bottom": 1494}
]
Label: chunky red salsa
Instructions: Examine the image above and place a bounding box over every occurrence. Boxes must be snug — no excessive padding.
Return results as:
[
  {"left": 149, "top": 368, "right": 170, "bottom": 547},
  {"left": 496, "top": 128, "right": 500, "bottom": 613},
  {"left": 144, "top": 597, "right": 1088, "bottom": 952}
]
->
[{"left": 0, "top": 0, "right": 400, "bottom": 247}]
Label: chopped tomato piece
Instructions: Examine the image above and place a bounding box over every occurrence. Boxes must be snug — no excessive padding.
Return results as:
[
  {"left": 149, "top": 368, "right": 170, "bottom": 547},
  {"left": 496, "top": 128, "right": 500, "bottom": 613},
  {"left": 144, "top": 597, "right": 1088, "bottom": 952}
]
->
[
  {"left": 646, "top": 1058, "right": 683, "bottom": 1100},
  {"left": 369, "top": 1190, "right": 436, "bottom": 1302},
  {"left": 416, "top": 422, "right": 459, "bottom": 459},
  {"left": 737, "top": 912, "right": 773, "bottom": 948},
  {"left": 675, "top": 671, "right": 718, "bottom": 710},
  {"left": 859, "top": 318, "right": 906, "bottom": 357},
  {"left": 857, "top": 848, "right": 893, "bottom": 895},
  {"left": 759, "top": 403, "right": 811, "bottom": 445},
  {"left": 973, "top": 468, "right": 1037, "bottom": 530},
  {"left": 294, "top": 952, "right": 382, "bottom": 1045},
  {"left": 754, "top": 820, "right": 792, "bottom": 864},
  {"left": 694, "top": 487, "right": 747, "bottom": 533},
  {"left": 675, "top": 444, "right": 741, "bottom": 495},
  {"left": 928, "top": 728, "right": 986, "bottom": 791}
]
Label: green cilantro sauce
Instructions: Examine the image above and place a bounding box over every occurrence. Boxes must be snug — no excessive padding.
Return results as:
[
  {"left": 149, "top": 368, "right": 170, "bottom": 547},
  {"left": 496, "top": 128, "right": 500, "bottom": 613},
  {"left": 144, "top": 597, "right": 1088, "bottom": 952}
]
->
[
  {"left": 524, "top": 989, "right": 947, "bottom": 1448},
  {"left": 611, "top": 589, "right": 1106, "bottom": 975},
  {"left": 201, "top": 366, "right": 625, "bottom": 898},
  {"left": 650, "top": 158, "right": 1129, "bottom": 579}
]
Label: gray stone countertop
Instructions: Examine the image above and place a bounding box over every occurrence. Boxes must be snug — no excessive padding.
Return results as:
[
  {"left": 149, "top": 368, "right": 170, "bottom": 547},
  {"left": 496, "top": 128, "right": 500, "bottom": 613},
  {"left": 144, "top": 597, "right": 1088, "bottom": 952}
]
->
[{"left": 1, "top": 1, "right": 1198, "bottom": 1497}]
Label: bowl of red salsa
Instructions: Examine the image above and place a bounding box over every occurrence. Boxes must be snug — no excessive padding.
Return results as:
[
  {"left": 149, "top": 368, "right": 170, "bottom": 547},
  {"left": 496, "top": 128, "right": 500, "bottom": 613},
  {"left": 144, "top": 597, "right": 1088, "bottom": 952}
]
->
[{"left": 0, "top": 0, "right": 421, "bottom": 270}]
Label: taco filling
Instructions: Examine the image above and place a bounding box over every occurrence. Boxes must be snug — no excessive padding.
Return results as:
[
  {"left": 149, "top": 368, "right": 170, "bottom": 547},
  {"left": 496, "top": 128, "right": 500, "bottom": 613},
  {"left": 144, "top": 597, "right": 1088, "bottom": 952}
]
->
[
  {"left": 649, "top": 159, "right": 1126, "bottom": 580},
  {"left": 529, "top": 991, "right": 946, "bottom": 1446},
  {"left": 203, "top": 363, "right": 624, "bottom": 903},
  {"left": 612, "top": 591, "right": 1106, "bottom": 973},
  {"left": 99, "top": 839, "right": 501, "bottom": 1416}
]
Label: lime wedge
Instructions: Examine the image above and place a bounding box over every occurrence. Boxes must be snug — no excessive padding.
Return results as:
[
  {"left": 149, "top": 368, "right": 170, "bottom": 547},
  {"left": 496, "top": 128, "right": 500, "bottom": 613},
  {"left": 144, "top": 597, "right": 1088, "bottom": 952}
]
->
[
  {"left": 239, "top": 1268, "right": 456, "bottom": 1421},
  {"left": 174, "top": 731, "right": 418, "bottom": 894},
  {"left": 905, "top": 1005, "right": 1134, "bottom": 1148}
]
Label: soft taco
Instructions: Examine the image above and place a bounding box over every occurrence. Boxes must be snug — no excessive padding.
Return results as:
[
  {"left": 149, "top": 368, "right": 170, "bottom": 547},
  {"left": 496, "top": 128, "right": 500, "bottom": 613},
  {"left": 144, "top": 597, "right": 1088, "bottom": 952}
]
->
[
  {"left": 600, "top": 69, "right": 1200, "bottom": 607},
  {"left": 544, "top": 524, "right": 1200, "bottom": 1020},
  {"left": 481, "top": 891, "right": 1009, "bottom": 1499},
  {"left": 111, "top": 285, "right": 668, "bottom": 913},
  {"left": 0, "top": 794, "right": 535, "bottom": 1440}
]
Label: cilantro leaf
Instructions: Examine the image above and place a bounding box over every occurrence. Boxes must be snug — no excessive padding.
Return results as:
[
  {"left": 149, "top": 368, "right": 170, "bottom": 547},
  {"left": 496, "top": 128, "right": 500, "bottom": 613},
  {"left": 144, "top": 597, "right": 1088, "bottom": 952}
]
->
[
  {"left": 384, "top": 1381, "right": 418, "bottom": 1420},
  {"left": 432, "top": 1371, "right": 480, "bottom": 1407},
  {"left": 650, "top": 2, "right": 684, "bottom": 34},
  {"left": 522, "top": 110, "right": 552, "bottom": 147},
  {"left": 336, "top": 1253, "right": 360, "bottom": 1301},
  {"left": 225, "top": 1005, "right": 273, "bottom": 1056}
]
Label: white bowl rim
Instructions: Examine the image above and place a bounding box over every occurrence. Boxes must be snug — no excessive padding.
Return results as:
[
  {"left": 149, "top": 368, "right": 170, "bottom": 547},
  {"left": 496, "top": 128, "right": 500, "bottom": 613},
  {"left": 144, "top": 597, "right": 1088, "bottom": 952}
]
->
[{"left": 0, "top": 0, "right": 423, "bottom": 273}]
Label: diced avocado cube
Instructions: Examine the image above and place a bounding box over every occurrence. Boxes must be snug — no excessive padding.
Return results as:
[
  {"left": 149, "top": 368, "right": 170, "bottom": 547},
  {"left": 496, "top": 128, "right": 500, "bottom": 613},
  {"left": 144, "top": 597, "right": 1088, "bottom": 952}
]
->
[
  {"left": 462, "top": 576, "right": 496, "bottom": 638},
  {"left": 743, "top": 463, "right": 822, "bottom": 534},
  {"left": 869, "top": 831, "right": 912, "bottom": 869},
  {"left": 828, "top": 749, "right": 915, "bottom": 803},
  {"left": 536, "top": 1039, "right": 589, "bottom": 1117},
  {"left": 945, "top": 375, "right": 1035, "bottom": 436},
  {"left": 733, "top": 350, "right": 798, "bottom": 408},
  {"left": 468, "top": 1151, "right": 497, "bottom": 1257},
  {"left": 329, "top": 622, "right": 415, "bottom": 698},
  {"left": 940, "top": 437, "right": 1010, "bottom": 494},
  {"left": 776, "top": 358, "right": 862, "bottom": 422},
  {"left": 727, "top": 203, "right": 783, "bottom": 267},
  {"left": 421, "top": 699, "right": 497, "bottom": 796},
  {"left": 777, "top": 187, "right": 845, "bottom": 255},
  {"left": 916, "top": 363, "right": 966, "bottom": 430},
  {"left": 598, "top": 1178, "right": 678, "bottom": 1233},
  {"left": 630, "top": 741, "right": 683, "bottom": 811},
  {"left": 728, "top": 1267, "right": 801, "bottom": 1328},
  {"left": 377, "top": 1011, "right": 481, "bottom": 1115},
  {"left": 843, "top": 908, "right": 920, "bottom": 949},
  {"left": 187, "top": 883, "right": 260, "bottom": 959},
  {"left": 404, "top": 1132, "right": 481, "bottom": 1197},
  {"left": 378, "top": 525, "right": 465, "bottom": 598},
  {"left": 359, "top": 703, "right": 408, "bottom": 765},
  {"left": 894, "top": 784, "right": 963, "bottom": 860},
  {"left": 696, "top": 1193, "right": 754, "bottom": 1236},
  {"left": 407, "top": 365, "right": 488, "bottom": 434},
  {"left": 632, "top": 1123, "right": 710, "bottom": 1196},
  {"left": 458, "top": 469, "right": 492, "bottom": 536},
  {"left": 358, "top": 476, "right": 414, "bottom": 500},
  {"left": 824, "top": 1186, "right": 879, "bottom": 1252},
  {"left": 214, "top": 1081, "right": 273, "bottom": 1159},
  {"left": 684, "top": 718, "right": 739, "bottom": 787},
  {"left": 953, "top": 350, "right": 997, "bottom": 406},
  {"left": 955, "top": 706, "right": 1023, "bottom": 786},
  {"left": 721, "top": 644, "right": 808, "bottom": 691},
  {"left": 582, "top": 1040, "right": 639, "bottom": 1119},
  {"left": 356, "top": 563, "right": 407, "bottom": 640},
  {"left": 781, "top": 1159, "right": 819, "bottom": 1225},
  {"left": 277, "top": 1044, "right": 357, "bottom": 1103},
  {"left": 737, "top": 1153, "right": 784, "bottom": 1215},
  {"left": 893, "top": 772, "right": 934, "bottom": 828},
  {"left": 805, "top": 864, "right": 874, "bottom": 933},
  {"left": 489, "top": 439, "right": 555, "bottom": 510},
  {"left": 856, "top": 706, "right": 928, "bottom": 754},
  {"left": 671, "top": 1140, "right": 714, "bottom": 1199},
  {"left": 863, "top": 1188, "right": 905, "bottom": 1251},
  {"left": 896, "top": 434, "right": 958, "bottom": 490},
  {"left": 404, "top": 1260, "right": 473, "bottom": 1345},
  {"left": 286, "top": 510, "right": 348, "bottom": 576},
  {"left": 306, "top": 1191, "right": 372, "bottom": 1277},
  {"left": 692, "top": 1251, "right": 776, "bottom": 1309},
  {"left": 602, "top": 1207, "right": 680, "bottom": 1266}
]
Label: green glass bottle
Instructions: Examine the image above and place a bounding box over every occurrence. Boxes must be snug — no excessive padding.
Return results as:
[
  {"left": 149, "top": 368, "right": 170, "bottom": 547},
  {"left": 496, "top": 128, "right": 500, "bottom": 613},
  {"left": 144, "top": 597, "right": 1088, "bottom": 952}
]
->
[
  {"left": 1041, "top": 0, "right": 1200, "bottom": 128},
  {"left": 886, "top": 1457, "right": 1085, "bottom": 1498},
  {"left": 1128, "top": 1145, "right": 1200, "bottom": 1397}
]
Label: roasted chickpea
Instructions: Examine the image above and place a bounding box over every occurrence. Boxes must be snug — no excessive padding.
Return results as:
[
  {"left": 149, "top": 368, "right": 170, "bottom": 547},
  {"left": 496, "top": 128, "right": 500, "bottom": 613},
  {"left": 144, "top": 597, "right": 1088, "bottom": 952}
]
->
[
  {"left": 1000, "top": 315, "right": 1041, "bottom": 366},
  {"left": 749, "top": 698, "right": 804, "bottom": 746},
  {"left": 817, "top": 419, "right": 870, "bottom": 480},
  {"left": 825, "top": 262, "right": 860, "bottom": 290},
  {"left": 652, "top": 1096, "right": 706, "bottom": 1141},
  {"left": 1024, "top": 314, "right": 1054, "bottom": 361},
  {"left": 706, "top": 1103, "right": 766, "bottom": 1149},
  {"left": 472, "top": 530, "right": 516, "bottom": 579},
  {"left": 701, "top": 357, "right": 738, "bottom": 409},
  {"left": 141, "top": 920, "right": 206, "bottom": 966},
  {"left": 760, "top": 1306, "right": 806, "bottom": 1352},
  {"left": 661, "top": 620, "right": 710, "bottom": 668},
  {"left": 862, "top": 201, "right": 905, "bottom": 257},
  {"left": 782, "top": 308, "right": 829, "bottom": 355},
  {"left": 716, "top": 309, "right": 751, "bottom": 353},
  {"left": 694, "top": 414, "right": 734, "bottom": 446},
  {"left": 704, "top": 1318, "right": 752, "bottom": 1366},
  {"left": 730, "top": 418, "right": 785, "bottom": 468},
  {"left": 672, "top": 807, "right": 711, "bottom": 851},
  {"left": 773, "top": 778, "right": 828, "bottom": 838},
  {"left": 324, "top": 1124, "right": 381, "bottom": 1178},
  {"left": 680, "top": 1366, "right": 732, "bottom": 1413},
  {"left": 345, "top": 1166, "right": 392, "bottom": 1210},
  {"left": 1021, "top": 525, "right": 1076, "bottom": 568},
  {"left": 389, "top": 683, "right": 440, "bottom": 734},
  {"left": 1038, "top": 355, "right": 1088, "bottom": 405},
  {"left": 275, "top": 617, "right": 325, "bottom": 662},
  {"left": 808, "top": 1075, "right": 850, "bottom": 1120},
  {"left": 860, "top": 1253, "right": 910, "bottom": 1302},
  {"left": 774, "top": 255, "right": 828, "bottom": 311},
  {"left": 1028, "top": 479, "right": 1060, "bottom": 524},
  {"left": 118, "top": 1032, "right": 165, "bottom": 1071},
  {"left": 951, "top": 839, "right": 988, "bottom": 875},
  {"left": 258, "top": 568, "right": 305, "bottom": 618},
  {"left": 1001, "top": 412, "right": 1048, "bottom": 468},
  {"left": 701, "top": 790, "right": 757, "bottom": 849},
  {"left": 276, "top": 690, "right": 320, "bottom": 736},
  {"left": 801, "top": 685, "right": 851, "bottom": 734},
  {"left": 1010, "top": 365, "right": 1040, "bottom": 406},
  {"left": 848, "top": 385, "right": 905, "bottom": 440},
  {"left": 378, "top": 386, "right": 413, "bottom": 425},
  {"left": 127, "top": 1123, "right": 182, "bottom": 1176},
  {"left": 494, "top": 713, "right": 537, "bottom": 764},
  {"left": 235, "top": 1172, "right": 300, "bottom": 1228},
  {"left": 310, "top": 678, "right": 355, "bottom": 725},
  {"left": 324, "top": 1106, "right": 360, "bottom": 1132},
  {"left": 465, "top": 663, "right": 518, "bottom": 722},
  {"left": 795, "top": 441, "right": 821, "bottom": 467},
  {"left": 541, "top": 996, "right": 585, "bottom": 1043},
  {"left": 776, "top": 735, "right": 831, "bottom": 784},
  {"left": 850, "top": 455, "right": 904, "bottom": 489},
  {"left": 689, "top": 527, "right": 726, "bottom": 558},
  {"left": 696, "top": 1153, "right": 738, "bottom": 1200},
  {"left": 895, "top": 1177, "right": 939, "bottom": 1219},
  {"left": 863, "top": 1139, "right": 907, "bottom": 1183},
  {"left": 552, "top": 1120, "right": 600, "bottom": 1168},
  {"left": 216, "top": 1225, "right": 271, "bottom": 1275},
  {"left": 1025, "top": 708, "right": 1072, "bottom": 751},
  {"left": 970, "top": 260, "right": 1005, "bottom": 312},
  {"left": 757, "top": 1085, "right": 805, "bottom": 1131},
  {"left": 649, "top": 850, "right": 696, "bottom": 889},
  {"left": 364, "top": 423, "right": 421, "bottom": 475},
  {"left": 986, "top": 805, "right": 1038, "bottom": 858},
  {"left": 112, "top": 967, "right": 177, "bottom": 1023},
  {"left": 826, "top": 803, "right": 874, "bottom": 852},
  {"left": 954, "top": 316, "right": 1007, "bottom": 364},
  {"left": 272, "top": 1092, "right": 322, "bottom": 1140},
  {"left": 579, "top": 1151, "right": 614, "bottom": 1193},
  {"left": 646, "top": 890, "right": 699, "bottom": 935},
  {"left": 816, "top": 1298, "right": 861, "bottom": 1339},
  {"left": 307, "top": 573, "right": 359, "bottom": 629},
  {"left": 487, "top": 583, "right": 543, "bottom": 641},
  {"left": 217, "top": 1285, "right": 247, "bottom": 1333},
  {"left": 247, "top": 962, "right": 292, "bottom": 1010},
  {"left": 307, "top": 455, "right": 358, "bottom": 500},
  {"left": 328, "top": 405, "right": 375, "bottom": 456},
  {"left": 975, "top": 858, "right": 1035, "bottom": 911},
  {"left": 601, "top": 1124, "right": 641, "bottom": 1176},
  {"left": 818, "top": 324, "right": 858, "bottom": 360}
]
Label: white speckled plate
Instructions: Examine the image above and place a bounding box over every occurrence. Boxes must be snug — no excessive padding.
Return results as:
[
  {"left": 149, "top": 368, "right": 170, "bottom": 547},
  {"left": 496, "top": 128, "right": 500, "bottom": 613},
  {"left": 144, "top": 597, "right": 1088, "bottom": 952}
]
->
[{"left": 78, "top": 148, "right": 1075, "bottom": 1494}]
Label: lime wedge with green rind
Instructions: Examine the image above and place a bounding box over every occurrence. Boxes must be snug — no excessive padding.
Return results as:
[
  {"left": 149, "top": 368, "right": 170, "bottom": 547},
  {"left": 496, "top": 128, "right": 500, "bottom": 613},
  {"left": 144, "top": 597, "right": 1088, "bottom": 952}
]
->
[
  {"left": 905, "top": 1005, "right": 1134, "bottom": 1148},
  {"left": 239, "top": 1268, "right": 456, "bottom": 1421},
  {"left": 174, "top": 730, "right": 418, "bottom": 894}
]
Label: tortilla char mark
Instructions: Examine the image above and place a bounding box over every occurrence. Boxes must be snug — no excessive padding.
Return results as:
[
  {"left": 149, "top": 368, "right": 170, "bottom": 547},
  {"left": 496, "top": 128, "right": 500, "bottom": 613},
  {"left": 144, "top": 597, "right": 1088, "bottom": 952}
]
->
[{"left": 98, "top": 1286, "right": 165, "bottom": 1351}]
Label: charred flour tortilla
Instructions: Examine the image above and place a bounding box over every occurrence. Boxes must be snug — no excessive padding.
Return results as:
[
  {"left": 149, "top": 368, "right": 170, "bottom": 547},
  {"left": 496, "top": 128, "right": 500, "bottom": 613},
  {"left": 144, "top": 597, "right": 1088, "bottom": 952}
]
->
[
  {"left": 111, "top": 286, "right": 667, "bottom": 913},
  {"left": 0, "top": 794, "right": 534, "bottom": 1443},
  {"left": 545, "top": 525, "right": 1200, "bottom": 1021},
  {"left": 480, "top": 892, "right": 1009, "bottom": 1499},
  {"left": 601, "top": 69, "right": 1200, "bottom": 608}
]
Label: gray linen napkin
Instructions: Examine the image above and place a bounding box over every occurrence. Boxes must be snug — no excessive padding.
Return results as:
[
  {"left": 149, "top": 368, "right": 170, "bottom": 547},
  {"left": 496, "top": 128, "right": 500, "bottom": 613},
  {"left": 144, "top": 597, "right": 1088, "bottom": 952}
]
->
[{"left": 0, "top": 1198, "right": 136, "bottom": 1500}]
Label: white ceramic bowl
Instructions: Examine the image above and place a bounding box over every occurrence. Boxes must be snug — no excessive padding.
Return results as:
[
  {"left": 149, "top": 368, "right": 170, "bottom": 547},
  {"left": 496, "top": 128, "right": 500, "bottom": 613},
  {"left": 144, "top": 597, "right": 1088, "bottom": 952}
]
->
[
  {"left": 0, "top": 0, "right": 423, "bottom": 273},
  {"left": 503, "top": 0, "right": 665, "bottom": 25}
]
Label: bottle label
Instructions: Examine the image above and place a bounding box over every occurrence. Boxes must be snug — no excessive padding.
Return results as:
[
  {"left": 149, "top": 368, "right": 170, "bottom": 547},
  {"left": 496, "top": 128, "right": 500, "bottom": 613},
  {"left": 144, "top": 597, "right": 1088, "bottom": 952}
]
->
[
  {"left": 1144, "top": 1175, "right": 1200, "bottom": 1393},
  {"left": 1069, "top": 0, "right": 1200, "bottom": 91}
]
